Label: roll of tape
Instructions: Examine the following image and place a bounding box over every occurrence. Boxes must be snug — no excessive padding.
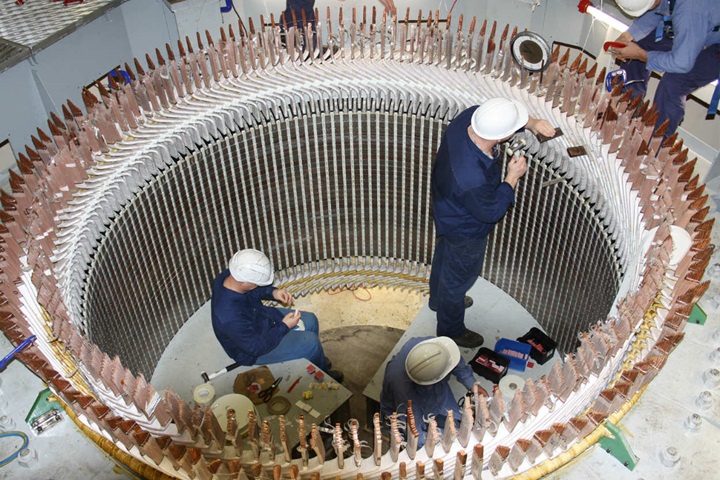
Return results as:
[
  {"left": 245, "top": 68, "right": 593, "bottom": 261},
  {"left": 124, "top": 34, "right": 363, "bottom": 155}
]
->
[
  {"left": 193, "top": 383, "right": 216, "bottom": 405},
  {"left": 266, "top": 395, "right": 291, "bottom": 416},
  {"left": 499, "top": 375, "right": 525, "bottom": 401}
]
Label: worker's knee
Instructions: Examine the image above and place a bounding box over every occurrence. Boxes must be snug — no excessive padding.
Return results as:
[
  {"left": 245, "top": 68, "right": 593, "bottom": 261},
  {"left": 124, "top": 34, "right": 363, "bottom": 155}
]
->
[
  {"left": 293, "top": 331, "right": 324, "bottom": 361},
  {"left": 299, "top": 311, "right": 319, "bottom": 332}
]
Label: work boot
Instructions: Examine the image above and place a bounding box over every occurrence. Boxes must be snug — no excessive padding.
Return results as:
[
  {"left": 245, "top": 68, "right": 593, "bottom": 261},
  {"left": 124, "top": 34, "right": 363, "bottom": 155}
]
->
[
  {"left": 450, "top": 329, "right": 484, "bottom": 349},
  {"left": 325, "top": 356, "right": 333, "bottom": 369},
  {"left": 429, "top": 296, "right": 474, "bottom": 312},
  {"left": 328, "top": 370, "right": 344, "bottom": 383}
]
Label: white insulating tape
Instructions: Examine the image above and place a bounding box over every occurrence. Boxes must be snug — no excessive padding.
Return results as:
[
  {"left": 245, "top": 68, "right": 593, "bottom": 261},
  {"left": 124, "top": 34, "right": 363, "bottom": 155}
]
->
[
  {"left": 499, "top": 374, "right": 526, "bottom": 403},
  {"left": 193, "top": 382, "right": 216, "bottom": 405}
]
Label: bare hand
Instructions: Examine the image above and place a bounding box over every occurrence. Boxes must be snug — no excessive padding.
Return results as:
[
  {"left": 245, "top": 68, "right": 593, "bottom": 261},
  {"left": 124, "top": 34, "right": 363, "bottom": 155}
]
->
[
  {"left": 505, "top": 155, "right": 528, "bottom": 183},
  {"left": 472, "top": 383, "right": 489, "bottom": 398},
  {"left": 282, "top": 309, "right": 301, "bottom": 329},
  {"left": 377, "top": 0, "right": 397, "bottom": 16},
  {"left": 611, "top": 41, "right": 648, "bottom": 63},
  {"left": 529, "top": 119, "right": 556, "bottom": 138},
  {"left": 273, "top": 288, "right": 294, "bottom": 305}
]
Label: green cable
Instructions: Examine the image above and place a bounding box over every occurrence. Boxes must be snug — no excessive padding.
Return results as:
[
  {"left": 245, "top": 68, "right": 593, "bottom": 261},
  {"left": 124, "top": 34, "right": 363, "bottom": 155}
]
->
[{"left": 0, "top": 431, "right": 29, "bottom": 467}]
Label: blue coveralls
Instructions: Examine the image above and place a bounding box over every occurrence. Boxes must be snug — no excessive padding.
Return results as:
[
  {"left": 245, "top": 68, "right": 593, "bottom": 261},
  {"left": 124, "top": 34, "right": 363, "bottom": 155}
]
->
[
  {"left": 429, "top": 107, "right": 516, "bottom": 338},
  {"left": 379, "top": 336, "right": 476, "bottom": 446},
  {"left": 282, "top": 0, "right": 315, "bottom": 27},
  {"left": 211, "top": 270, "right": 327, "bottom": 370},
  {"left": 621, "top": 0, "right": 720, "bottom": 136}
]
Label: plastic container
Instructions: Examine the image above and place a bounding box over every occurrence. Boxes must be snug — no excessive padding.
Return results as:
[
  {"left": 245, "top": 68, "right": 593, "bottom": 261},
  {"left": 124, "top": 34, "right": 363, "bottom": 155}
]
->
[
  {"left": 469, "top": 347, "right": 509, "bottom": 383},
  {"left": 494, "top": 338, "right": 532, "bottom": 371},
  {"left": 517, "top": 327, "right": 557, "bottom": 365}
]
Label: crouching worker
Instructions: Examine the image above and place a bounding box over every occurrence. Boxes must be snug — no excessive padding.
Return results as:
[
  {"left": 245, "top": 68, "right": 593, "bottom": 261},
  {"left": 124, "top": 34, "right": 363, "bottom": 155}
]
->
[
  {"left": 380, "top": 336, "right": 487, "bottom": 445},
  {"left": 211, "top": 248, "right": 343, "bottom": 382}
]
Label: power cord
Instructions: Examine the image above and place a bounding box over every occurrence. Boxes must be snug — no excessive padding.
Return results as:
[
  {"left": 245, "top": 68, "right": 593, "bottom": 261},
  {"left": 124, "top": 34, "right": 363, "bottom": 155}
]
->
[{"left": 0, "top": 431, "right": 29, "bottom": 467}]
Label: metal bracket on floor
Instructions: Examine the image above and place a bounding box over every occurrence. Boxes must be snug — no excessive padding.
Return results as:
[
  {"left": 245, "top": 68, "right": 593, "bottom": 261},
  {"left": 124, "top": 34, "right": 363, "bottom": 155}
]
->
[
  {"left": 597, "top": 421, "right": 639, "bottom": 470},
  {"left": 25, "top": 388, "right": 63, "bottom": 434}
]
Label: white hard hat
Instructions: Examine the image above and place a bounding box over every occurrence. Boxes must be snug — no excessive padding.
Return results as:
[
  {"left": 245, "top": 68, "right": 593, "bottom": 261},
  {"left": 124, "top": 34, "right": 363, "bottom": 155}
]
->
[
  {"left": 404, "top": 337, "right": 461, "bottom": 385},
  {"left": 471, "top": 97, "right": 529, "bottom": 141},
  {"left": 228, "top": 249, "right": 274, "bottom": 286},
  {"left": 615, "top": 0, "right": 656, "bottom": 17}
]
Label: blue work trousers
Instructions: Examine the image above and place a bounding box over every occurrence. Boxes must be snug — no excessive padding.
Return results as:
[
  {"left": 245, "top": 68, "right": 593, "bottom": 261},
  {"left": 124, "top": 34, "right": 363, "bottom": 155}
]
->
[
  {"left": 255, "top": 309, "right": 328, "bottom": 371},
  {"left": 622, "top": 33, "right": 720, "bottom": 136},
  {"left": 429, "top": 234, "right": 488, "bottom": 337}
]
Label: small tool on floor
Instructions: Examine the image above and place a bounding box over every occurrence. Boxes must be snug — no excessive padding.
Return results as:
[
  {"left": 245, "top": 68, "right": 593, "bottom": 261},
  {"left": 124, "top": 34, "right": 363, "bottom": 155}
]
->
[
  {"left": 287, "top": 376, "right": 302, "bottom": 393},
  {"left": 258, "top": 377, "right": 282, "bottom": 403},
  {"left": 200, "top": 361, "right": 240, "bottom": 383}
]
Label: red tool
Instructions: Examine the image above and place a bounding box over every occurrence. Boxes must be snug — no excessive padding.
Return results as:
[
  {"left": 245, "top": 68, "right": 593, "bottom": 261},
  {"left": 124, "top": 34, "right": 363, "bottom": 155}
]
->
[
  {"left": 287, "top": 376, "right": 301, "bottom": 393},
  {"left": 603, "top": 41, "right": 626, "bottom": 52}
]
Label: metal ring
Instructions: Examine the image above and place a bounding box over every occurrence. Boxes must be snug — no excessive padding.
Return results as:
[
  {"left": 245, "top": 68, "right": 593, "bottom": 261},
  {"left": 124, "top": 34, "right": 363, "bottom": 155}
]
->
[{"left": 266, "top": 395, "right": 291, "bottom": 416}]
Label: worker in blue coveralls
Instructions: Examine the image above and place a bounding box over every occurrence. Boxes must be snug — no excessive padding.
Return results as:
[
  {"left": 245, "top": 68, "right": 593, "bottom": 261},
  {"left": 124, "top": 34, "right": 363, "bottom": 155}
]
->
[
  {"left": 429, "top": 98, "right": 556, "bottom": 348},
  {"left": 610, "top": 0, "right": 720, "bottom": 136},
  {"left": 211, "top": 248, "right": 344, "bottom": 382},
  {"left": 282, "top": 0, "right": 397, "bottom": 28},
  {"left": 380, "top": 336, "right": 488, "bottom": 446}
]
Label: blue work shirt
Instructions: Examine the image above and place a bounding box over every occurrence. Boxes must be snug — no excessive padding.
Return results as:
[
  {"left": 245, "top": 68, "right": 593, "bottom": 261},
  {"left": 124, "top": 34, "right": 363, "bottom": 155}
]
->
[
  {"left": 628, "top": 0, "right": 720, "bottom": 73},
  {"left": 380, "top": 337, "right": 476, "bottom": 445},
  {"left": 431, "top": 107, "right": 516, "bottom": 237},
  {"left": 211, "top": 270, "right": 289, "bottom": 365}
]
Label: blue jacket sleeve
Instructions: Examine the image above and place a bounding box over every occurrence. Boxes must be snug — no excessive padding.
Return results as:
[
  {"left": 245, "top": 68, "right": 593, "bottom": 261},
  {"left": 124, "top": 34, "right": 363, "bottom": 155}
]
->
[
  {"left": 451, "top": 360, "right": 476, "bottom": 391},
  {"left": 628, "top": 6, "right": 663, "bottom": 41},
  {"left": 256, "top": 285, "right": 278, "bottom": 300},
  {"left": 458, "top": 181, "right": 515, "bottom": 224},
  {"left": 647, "top": 7, "right": 710, "bottom": 73}
]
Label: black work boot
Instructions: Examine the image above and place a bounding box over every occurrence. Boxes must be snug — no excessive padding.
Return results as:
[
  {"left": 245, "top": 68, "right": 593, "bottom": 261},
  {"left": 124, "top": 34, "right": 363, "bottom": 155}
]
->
[
  {"left": 449, "top": 329, "right": 484, "bottom": 348},
  {"left": 429, "top": 295, "right": 474, "bottom": 312}
]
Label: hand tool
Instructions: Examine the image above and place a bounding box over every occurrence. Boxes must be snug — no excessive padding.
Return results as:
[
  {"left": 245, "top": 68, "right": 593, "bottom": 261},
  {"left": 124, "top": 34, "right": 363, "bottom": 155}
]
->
[
  {"left": 603, "top": 41, "right": 626, "bottom": 52},
  {"left": 200, "top": 361, "right": 240, "bottom": 383},
  {"left": 287, "top": 376, "right": 302, "bottom": 393},
  {"left": 258, "top": 377, "right": 282, "bottom": 403}
]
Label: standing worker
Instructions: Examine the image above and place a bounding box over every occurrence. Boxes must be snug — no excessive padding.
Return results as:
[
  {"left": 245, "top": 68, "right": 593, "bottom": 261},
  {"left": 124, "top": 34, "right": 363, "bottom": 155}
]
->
[
  {"left": 282, "top": 0, "right": 397, "bottom": 28},
  {"left": 429, "top": 98, "right": 555, "bottom": 348},
  {"left": 211, "top": 248, "right": 343, "bottom": 382},
  {"left": 380, "top": 336, "right": 487, "bottom": 446},
  {"left": 609, "top": 0, "right": 720, "bottom": 136}
]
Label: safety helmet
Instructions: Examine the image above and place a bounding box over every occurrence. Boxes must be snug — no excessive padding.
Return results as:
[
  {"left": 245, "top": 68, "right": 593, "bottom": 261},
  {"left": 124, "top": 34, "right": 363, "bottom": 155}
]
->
[
  {"left": 471, "top": 97, "right": 529, "bottom": 141},
  {"left": 405, "top": 337, "right": 461, "bottom": 385},
  {"left": 228, "top": 249, "right": 274, "bottom": 286},
  {"left": 615, "top": 0, "right": 656, "bottom": 17}
]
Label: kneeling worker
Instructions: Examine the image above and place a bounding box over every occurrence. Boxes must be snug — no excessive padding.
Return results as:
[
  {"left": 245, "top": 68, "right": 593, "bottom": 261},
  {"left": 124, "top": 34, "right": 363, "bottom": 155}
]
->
[
  {"left": 380, "top": 336, "right": 487, "bottom": 445},
  {"left": 211, "top": 248, "right": 343, "bottom": 382}
]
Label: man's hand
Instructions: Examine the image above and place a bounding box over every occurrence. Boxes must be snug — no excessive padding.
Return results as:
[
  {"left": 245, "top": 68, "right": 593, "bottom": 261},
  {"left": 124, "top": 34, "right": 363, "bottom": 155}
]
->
[
  {"left": 273, "top": 288, "right": 294, "bottom": 305},
  {"left": 377, "top": 0, "right": 397, "bottom": 16},
  {"left": 526, "top": 118, "right": 556, "bottom": 138},
  {"left": 612, "top": 41, "right": 648, "bottom": 62},
  {"left": 610, "top": 32, "right": 646, "bottom": 62},
  {"left": 472, "top": 383, "right": 489, "bottom": 398},
  {"left": 504, "top": 155, "right": 528, "bottom": 189},
  {"left": 282, "top": 309, "right": 301, "bottom": 329}
]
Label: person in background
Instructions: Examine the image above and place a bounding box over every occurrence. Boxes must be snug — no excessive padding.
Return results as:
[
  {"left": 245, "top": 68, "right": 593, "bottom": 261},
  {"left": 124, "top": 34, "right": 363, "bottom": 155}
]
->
[
  {"left": 610, "top": 0, "right": 720, "bottom": 136},
  {"left": 211, "top": 248, "right": 344, "bottom": 382},
  {"left": 380, "top": 336, "right": 488, "bottom": 446},
  {"left": 429, "top": 98, "right": 556, "bottom": 348},
  {"left": 282, "top": 0, "right": 397, "bottom": 28}
]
